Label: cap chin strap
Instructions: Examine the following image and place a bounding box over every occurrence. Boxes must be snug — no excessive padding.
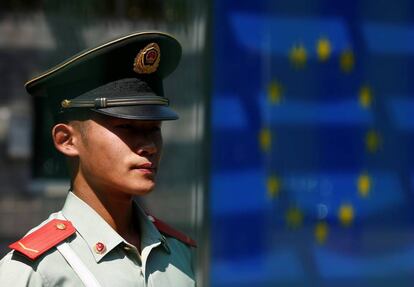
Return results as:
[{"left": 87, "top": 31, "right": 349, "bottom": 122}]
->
[
  {"left": 56, "top": 212, "right": 102, "bottom": 287},
  {"left": 61, "top": 95, "right": 169, "bottom": 109}
]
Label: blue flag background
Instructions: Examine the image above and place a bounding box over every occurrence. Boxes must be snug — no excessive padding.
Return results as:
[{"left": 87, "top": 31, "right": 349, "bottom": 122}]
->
[{"left": 211, "top": 1, "right": 414, "bottom": 286}]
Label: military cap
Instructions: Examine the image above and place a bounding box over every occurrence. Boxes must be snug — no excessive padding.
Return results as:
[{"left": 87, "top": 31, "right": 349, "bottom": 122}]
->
[{"left": 25, "top": 31, "right": 181, "bottom": 120}]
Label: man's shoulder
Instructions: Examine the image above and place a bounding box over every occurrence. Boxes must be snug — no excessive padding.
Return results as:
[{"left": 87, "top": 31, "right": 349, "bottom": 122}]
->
[
  {"left": 145, "top": 214, "right": 196, "bottom": 279},
  {"left": 148, "top": 214, "right": 197, "bottom": 248},
  {"left": 5, "top": 212, "right": 73, "bottom": 261},
  {"left": 9, "top": 218, "right": 76, "bottom": 260},
  {"left": 0, "top": 212, "right": 78, "bottom": 286}
]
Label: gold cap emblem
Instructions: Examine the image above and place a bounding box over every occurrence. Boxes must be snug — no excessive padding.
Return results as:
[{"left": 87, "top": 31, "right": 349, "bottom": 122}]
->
[{"left": 133, "top": 43, "right": 161, "bottom": 74}]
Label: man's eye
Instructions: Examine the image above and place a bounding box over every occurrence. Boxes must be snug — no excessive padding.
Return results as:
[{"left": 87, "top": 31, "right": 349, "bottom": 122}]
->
[
  {"left": 115, "top": 124, "right": 161, "bottom": 133},
  {"left": 116, "top": 124, "right": 133, "bottom": 130}
]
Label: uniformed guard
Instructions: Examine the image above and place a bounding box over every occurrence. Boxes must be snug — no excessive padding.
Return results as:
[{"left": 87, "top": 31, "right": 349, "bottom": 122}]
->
[{"left": 0, "top": 32, "right": 196, "bottom": 287}]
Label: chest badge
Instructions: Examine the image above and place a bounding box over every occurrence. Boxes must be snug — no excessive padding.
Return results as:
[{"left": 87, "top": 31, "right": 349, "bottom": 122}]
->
[{"left": 94, "top": 242, "right": 106, "bottom": 254}]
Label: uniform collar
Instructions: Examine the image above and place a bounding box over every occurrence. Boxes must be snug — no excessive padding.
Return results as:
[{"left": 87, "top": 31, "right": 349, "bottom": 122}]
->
[
  {"left": 133, "top": 203, "right": 171, "bottom": 254},
  {"left": 61, "top": 192, "right": 169, "bottom": 262}
]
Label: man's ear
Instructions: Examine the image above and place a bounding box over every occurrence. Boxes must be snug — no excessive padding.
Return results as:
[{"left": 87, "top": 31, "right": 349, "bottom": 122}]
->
[{"left": 52, "top": 123, "right": 80, "bottom": 157}]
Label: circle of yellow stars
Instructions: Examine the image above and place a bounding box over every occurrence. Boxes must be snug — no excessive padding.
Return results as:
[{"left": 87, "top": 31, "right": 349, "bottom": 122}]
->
[{"left": 261, "top": 36, "right": 380, "bottom": 245}]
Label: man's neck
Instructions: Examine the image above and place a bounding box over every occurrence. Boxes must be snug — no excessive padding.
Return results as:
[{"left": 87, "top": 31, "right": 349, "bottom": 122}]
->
[{"left": 72, "top": 180, "right": 141, "bottom": 249}]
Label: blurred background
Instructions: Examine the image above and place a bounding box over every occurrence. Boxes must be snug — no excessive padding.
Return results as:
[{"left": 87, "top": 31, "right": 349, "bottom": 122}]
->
[
  {"left": 2, "top": 0, "right": 414, "bottom": 286},
  {"left": 0, "top": 0, "right": 210, "bottom": 285}
]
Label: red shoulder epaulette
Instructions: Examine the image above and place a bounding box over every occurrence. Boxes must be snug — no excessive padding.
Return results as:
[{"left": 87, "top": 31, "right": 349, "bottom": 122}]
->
[
  {"left": 149, "top": 215, "right": 197, "bottom": 248},
  {"left": 9, "top": 219, "right": 76, "bottom": 260}
]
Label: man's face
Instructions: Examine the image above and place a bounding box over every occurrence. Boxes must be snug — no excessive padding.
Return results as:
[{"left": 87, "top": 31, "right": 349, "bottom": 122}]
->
[{"left": 72, "top": 114, "right": 163, "bottom": 197}]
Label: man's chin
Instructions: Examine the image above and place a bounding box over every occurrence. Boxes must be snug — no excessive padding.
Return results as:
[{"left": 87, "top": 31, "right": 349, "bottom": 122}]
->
[{"left": 129, "top": 184, "right": 156, "bottom": 196}]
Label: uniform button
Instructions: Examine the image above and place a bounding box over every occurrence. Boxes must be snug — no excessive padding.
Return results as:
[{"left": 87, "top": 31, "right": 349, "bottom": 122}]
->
[
  {"left": 94, "top": 242, "right": 106, "bottom": 254},
  {"left": 56, "top": 223, "right": 66, "bottom": 230}
]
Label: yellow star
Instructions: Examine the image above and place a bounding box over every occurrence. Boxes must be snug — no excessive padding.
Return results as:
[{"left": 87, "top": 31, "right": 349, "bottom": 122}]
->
[
  {"left": 259, "top": 128, "right": 272, "bottom": 152},
  {"left": 359, "top": 85, "right": 373, "bottom": 108},
  {"left": 338, "top": 204, "right": 354, "bottom": 227},
  {"left": 316, "top": 37, "right": 331, "bottom": 62},
  {"left": 365, "top": 130, "right": 381, "bottom": 153},
  {"left": 357, "top": 173, "right": 371, "bottom": 198},
  {"left": 289, "top": 43, "right": 307, "bottom": 68},
  {"left": 268, "top": 81, "right": 283, "bottom": 104},
  {"left": 340, "top": 49, "right": 354, "bottom": 73},
  {"left": 286, "top": 207, "right": 303, "bottom": 229},
  {"left": 267, "top": 175, "right": 281, "bottom": 198},
  {"left": 314, "top": 222, "right": 329, "bottom": 244}
]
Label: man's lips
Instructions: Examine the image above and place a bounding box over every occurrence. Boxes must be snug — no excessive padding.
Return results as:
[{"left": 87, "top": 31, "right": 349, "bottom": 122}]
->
[
  {"left": 139, "top": 162, "right": 153, "bottom": 168},
  {"left": 132, "top": 162, "right": 157, "bottom": 173}
]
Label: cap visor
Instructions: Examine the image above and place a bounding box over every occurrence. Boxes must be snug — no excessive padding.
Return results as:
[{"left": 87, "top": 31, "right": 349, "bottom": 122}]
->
[{"left": 91, "top": 105, "right": 179, "bottom": 121}]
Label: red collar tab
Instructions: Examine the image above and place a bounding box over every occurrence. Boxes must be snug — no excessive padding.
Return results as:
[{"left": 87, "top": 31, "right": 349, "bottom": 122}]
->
[
  {"left": 9, "top": 219, "right": 76, "bottom": 260},
  {"left": 150, "top": 215, "right": 197, "bottom": 248}
]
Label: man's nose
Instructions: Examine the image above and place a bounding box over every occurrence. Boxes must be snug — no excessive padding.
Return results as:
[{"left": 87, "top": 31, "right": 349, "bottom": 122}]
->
[{"left": 137, "top": 140, "right": 157, "bottom": 156}]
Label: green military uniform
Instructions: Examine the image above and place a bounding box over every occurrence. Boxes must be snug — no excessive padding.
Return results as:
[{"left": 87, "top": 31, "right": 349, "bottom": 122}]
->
[{"left": 0, "top": 192, "right": 195, "bottom": 286}]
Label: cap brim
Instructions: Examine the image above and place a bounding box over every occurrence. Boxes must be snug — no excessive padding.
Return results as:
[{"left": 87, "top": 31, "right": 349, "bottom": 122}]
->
[{"left": 91, "top": 105, "right": 179, "bottom": 121}]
